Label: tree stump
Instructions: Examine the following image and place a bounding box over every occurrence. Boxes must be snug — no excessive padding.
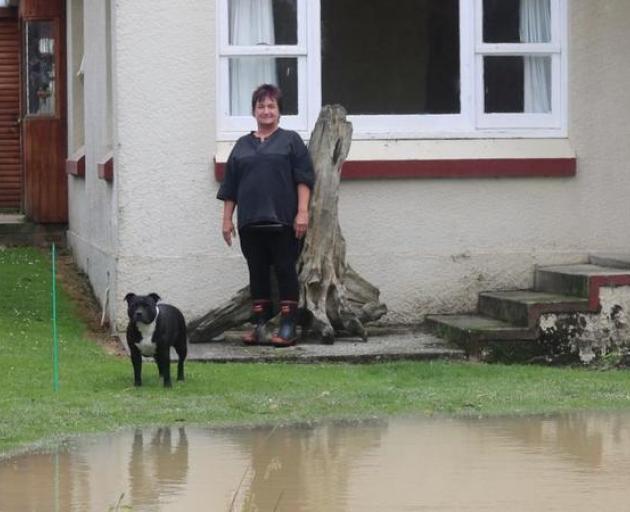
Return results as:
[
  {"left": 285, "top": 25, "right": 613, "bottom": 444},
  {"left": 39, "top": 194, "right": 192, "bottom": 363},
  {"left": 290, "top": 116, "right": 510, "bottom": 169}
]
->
[{"left": 188, "top": 105, "right": 387, "bottom": 343}]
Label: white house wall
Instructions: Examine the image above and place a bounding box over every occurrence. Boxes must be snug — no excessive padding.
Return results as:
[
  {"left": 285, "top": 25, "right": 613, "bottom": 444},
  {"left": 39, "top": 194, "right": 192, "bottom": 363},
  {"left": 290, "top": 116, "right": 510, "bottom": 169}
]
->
[
  {"left": 66, "top": 0, "right": 118, "bottom": 324},
  {"left": 93, "top": 0, "right": 630, "bottom": 331},
  {"left": 114, "top": 0, "right": 226, "bottom": 331}
]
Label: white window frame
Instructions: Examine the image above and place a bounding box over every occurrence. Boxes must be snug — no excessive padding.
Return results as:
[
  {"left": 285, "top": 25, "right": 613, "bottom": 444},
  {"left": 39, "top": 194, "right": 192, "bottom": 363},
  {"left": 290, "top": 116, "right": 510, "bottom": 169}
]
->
[
  {"left": 216, "top": 0, "right": 309, "bottom": 138},
  {"left": 217, "top": 0, "right": 567, "bottom": 141},
  {"left": 474, "top": 0, "right": 565, "bottom": 131}
]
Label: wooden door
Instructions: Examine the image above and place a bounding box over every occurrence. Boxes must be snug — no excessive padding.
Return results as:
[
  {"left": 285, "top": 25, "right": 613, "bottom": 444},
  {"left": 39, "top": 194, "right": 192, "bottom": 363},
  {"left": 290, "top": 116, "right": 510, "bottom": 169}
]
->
[
  {"left": 21, "top": 6, "right": 67, "bottom": 223},
  {"left": 0, "top": 9, "right": 21, "bottom": 211}
]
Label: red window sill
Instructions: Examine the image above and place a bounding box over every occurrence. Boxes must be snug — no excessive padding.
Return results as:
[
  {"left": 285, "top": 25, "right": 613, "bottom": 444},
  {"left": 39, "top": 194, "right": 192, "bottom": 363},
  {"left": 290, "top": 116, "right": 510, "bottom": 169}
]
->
[
  {"left": 214, "top": 157, "right": 576, "bottom": 181},
  {"left": 66, "top": 147, "right": 86, "bottom": 177},
  {"left": 97, "top": 151, "right": 114, "bottom": 182}
]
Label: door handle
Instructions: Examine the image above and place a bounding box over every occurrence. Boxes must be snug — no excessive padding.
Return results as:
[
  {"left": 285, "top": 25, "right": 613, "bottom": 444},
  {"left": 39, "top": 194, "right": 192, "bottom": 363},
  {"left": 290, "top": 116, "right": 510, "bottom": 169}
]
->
[{"left": 13, "top": 117, "right": 21, "bottom": 127}]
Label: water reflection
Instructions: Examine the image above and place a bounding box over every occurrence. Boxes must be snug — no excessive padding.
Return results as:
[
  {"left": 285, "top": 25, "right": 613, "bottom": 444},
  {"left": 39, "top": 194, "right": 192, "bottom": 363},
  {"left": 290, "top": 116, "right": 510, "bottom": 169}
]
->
[
  {"left": 1, "top": 412, "right": 630, "bottom": 511},
  {"left": 483, "top": 414, "right": 607, "bottom": 468},
  {"left": 228, "top": 421, "right": 386, "bottom": 511},
  {"left": 128, "top": 427, "right": 189, "bottom": 509}
]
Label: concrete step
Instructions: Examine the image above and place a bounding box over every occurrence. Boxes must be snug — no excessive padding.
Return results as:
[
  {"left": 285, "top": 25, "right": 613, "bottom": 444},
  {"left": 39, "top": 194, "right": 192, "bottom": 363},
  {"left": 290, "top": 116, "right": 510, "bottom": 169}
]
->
[
  {"left": 0, "top": 213, "right": 25, "bottom": 223},
  {"left": 0, "top": 217, "right": 66, "bottom": 247},
  {"left": 590, "top": 253, "right": 630, "bottom": 270},
  {"left": 478, "top": 290, "right": 590, "bottom": 328},
  {"left": 534, "top": 264, "right": 630, "bottom": 309},
  {"left": 425, "top": 314, "right": 536, "bottom": 343},
  {"left": 184, "top": 328, "right": 466, "bottom": 363},
  {"left": 428, "top": 263, "right": 630, "bottom": 361}
]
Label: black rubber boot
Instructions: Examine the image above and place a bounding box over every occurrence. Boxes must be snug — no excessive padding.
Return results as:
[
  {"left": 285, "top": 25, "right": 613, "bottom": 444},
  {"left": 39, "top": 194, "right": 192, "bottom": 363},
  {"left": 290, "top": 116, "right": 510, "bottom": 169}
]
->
[
  {"left": 272, "top": 300, "right": 298, "bottom": 347},
  {"left": 243, "top": 300, "right": 272, "bottom": 345}
]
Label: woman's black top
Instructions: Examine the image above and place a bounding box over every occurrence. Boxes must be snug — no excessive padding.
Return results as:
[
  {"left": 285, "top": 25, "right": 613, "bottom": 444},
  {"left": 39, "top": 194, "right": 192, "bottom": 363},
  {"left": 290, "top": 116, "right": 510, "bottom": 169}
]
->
[{"left": 217, "top": 128, "right": 315, "bottom": 230}]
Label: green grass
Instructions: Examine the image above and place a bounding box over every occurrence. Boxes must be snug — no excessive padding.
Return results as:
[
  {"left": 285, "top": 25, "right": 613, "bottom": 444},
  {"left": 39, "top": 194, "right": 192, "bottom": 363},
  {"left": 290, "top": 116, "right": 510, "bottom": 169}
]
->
[{"left": 2, "top": 246, "right": 630, "bottom": 457}]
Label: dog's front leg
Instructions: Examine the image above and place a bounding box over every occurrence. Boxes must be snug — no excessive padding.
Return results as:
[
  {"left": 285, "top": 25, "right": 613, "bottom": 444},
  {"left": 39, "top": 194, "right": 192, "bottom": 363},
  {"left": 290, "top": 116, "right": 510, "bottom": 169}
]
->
[
  {"left": 156, "top": 345, "right": 172, "bottom": 388},
  {"left": 130, "top": 345, "right": 143, "bottom": 386},
  {"left": 154, "top": 355, "right": 164, "bottom": 377}
]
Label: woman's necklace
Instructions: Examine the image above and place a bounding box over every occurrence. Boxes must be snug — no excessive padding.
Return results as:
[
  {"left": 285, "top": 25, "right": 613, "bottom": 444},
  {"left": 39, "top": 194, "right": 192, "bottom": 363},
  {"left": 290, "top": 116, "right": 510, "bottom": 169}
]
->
[{"left": 255, "top": 127, "right": 278, "bottom": 143}]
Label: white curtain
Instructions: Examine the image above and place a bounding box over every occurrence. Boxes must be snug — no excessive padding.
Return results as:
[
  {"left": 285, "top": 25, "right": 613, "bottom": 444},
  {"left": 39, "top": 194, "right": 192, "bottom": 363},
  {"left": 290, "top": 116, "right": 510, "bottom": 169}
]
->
[
  {"left": 229, "top": 0, "right": 276, "bottom": 115},
  {"left": 520, "top": 0, "right": 551, "bottom": 113}
]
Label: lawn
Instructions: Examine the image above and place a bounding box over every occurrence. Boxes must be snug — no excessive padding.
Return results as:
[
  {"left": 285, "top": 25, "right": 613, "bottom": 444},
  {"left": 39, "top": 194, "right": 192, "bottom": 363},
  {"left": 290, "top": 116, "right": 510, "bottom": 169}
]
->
[{"left": 2, "top": 246, "right": 630, "bottom": 457}]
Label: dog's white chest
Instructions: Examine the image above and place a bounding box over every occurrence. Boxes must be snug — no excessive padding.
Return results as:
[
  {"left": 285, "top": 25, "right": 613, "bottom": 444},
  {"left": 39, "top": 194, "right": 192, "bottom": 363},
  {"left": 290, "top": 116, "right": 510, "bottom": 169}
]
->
[{"left": 135, "top": 321, "right": 157, "bottom": 357}]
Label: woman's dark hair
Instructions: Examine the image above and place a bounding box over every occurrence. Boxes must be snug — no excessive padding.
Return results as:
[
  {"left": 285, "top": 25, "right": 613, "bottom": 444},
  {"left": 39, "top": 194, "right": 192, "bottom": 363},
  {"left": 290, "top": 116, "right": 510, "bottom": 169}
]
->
[{"left": 251, "top": 84, "right": 283, "bottom": 114}]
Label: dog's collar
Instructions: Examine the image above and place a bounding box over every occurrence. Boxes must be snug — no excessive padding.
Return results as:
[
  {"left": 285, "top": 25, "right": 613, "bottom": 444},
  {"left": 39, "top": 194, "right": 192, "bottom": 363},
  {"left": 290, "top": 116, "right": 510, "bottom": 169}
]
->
[{"left": 154, "top": 304, "right": 160, "bottom": 322}]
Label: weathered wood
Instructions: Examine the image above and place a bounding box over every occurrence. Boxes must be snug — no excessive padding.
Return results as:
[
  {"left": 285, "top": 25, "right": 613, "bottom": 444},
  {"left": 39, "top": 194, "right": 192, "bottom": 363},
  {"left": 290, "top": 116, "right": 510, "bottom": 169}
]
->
[
  {"left": 188, "top": 105, "right": 387, "bottom": 343},
  {"left": 188, "top": 285, "right": 251, "bottom": 342},
  {"left": 22, "top": 15, "right": 68, "bottom": 223},
  {"left": 297, "top": 105, "right": 385, "bottom": 342}
]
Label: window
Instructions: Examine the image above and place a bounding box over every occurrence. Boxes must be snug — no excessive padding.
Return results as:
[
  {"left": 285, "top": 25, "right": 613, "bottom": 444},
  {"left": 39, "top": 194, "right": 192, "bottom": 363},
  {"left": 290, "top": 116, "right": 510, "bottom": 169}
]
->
[
  {"left": 477, "top": 0, "right": 562, "bottom": 129},
  {"left": 25, "top": 20, "right": 57, "bottom": 116},
  {"left": 321, "top": 0, "right": 460, "bottom": 115},
  {"left": 217, "top": 0, "right": 566, "bottom": 139},
  {"left": 217, "top": 0, "right": 306, "bottom": 134}
]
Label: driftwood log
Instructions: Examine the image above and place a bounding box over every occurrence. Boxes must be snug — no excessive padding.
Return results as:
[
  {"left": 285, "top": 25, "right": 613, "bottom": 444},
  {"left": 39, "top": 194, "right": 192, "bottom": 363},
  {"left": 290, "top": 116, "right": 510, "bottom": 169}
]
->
[{"left": 188, "top": 105, "right": 387, "bottom": 343}]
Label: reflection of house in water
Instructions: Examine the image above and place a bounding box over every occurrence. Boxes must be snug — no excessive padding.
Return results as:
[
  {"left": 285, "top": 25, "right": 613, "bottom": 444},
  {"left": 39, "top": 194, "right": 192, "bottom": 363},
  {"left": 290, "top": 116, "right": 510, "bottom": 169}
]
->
[
  {"left": 227, "top": 421, "right": 387, "bottom": 511},
  {"left": 0, "top": 427, "right": 190, "bottom": 511},
  {"left": 0, "top": 452, "right": 76, "bottom": 511},
  {"left": 4, "top": 417, "right": 630, "bottom": 510},
  {"left": 471, "top": 413, "right": 630, "bottom": 468},
  {"left": 128, "top": 427, "right": 189, "bottom": 509}
]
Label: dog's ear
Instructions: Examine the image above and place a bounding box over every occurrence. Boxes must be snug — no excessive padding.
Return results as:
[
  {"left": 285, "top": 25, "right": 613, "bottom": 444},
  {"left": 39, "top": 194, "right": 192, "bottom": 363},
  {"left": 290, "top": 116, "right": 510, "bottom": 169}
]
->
[
  {"left": 124, "top": 293, "right": 135, "bottom": 303},
  {"left": 149, "top": 293, "right": 161, "bottom": 303}
]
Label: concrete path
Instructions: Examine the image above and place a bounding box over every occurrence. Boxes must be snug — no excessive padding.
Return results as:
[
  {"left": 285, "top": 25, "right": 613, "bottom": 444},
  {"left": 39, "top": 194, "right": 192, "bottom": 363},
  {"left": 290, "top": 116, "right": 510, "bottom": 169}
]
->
[{"left": 182, "top": 327, "right": 465, "bottom": 363}]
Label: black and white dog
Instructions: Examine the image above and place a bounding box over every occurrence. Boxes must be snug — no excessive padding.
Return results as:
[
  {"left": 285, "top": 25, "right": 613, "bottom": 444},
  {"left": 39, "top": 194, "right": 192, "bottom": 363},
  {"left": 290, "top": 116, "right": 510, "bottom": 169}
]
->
[{"left": 124, "top": 293, "right": 187, "bottom": 388}]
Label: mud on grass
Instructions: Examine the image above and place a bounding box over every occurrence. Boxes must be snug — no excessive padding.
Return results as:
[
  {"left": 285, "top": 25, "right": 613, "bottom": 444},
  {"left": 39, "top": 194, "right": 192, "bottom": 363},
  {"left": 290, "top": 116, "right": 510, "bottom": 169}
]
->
[{"left": 53, "top": 247, "right": 125, "bottom": 357}]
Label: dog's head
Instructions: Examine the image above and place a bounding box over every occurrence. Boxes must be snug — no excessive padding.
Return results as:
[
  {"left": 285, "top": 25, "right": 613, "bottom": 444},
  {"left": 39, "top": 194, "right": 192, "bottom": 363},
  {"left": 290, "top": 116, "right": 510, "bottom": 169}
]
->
[{"left": 124, "top": 293, "right": 161, "bottom": 325}]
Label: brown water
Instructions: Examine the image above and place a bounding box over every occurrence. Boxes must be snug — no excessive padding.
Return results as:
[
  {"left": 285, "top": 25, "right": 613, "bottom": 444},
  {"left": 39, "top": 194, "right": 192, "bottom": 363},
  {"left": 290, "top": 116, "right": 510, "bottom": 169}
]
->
[{"left": 2, "top": 412, "right": 630, "bottom": 511}]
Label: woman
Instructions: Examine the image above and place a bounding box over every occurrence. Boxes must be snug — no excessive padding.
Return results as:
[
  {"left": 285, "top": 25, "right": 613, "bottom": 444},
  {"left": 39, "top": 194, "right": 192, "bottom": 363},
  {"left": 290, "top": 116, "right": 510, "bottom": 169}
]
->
[{"left": 217, "top": 84, "right": 315, "bottom": 347}]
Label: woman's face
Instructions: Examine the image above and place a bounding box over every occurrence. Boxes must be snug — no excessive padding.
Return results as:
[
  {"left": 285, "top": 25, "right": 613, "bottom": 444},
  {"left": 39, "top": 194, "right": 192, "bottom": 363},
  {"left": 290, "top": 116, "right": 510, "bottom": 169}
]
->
[{"left": 254, "top": 96, "right": 280, "bottom": 130}]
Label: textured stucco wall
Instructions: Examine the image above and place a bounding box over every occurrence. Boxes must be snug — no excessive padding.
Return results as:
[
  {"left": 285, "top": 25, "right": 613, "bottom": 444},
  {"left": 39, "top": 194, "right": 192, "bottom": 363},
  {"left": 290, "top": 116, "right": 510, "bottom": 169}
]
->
[
  {"left": 113, "top": 0, "right": 230, "bottom": 330},
  {"left": 568, "top": 0, "right": 630, "bottom": 227},
  {"left": 533, "top": 0, "right": 630, "bottom": 359},
  {"left": 337, "top": 0, "right": 630, "bottom": 323},
  {"left": 104, "top": 0, "right": 630, "bottom": 331},
  {"left": 66, "top": 0, "right": 118, "bottom": 323}
]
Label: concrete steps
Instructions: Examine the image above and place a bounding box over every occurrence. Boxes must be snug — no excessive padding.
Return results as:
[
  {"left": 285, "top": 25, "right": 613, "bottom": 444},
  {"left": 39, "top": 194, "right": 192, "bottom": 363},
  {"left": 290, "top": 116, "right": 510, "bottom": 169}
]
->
[
  {"left": 535, "top": 264, "right": 630, "bottom": 303},
  {"left": 426, "top": 259, "right": 630, "bottom": 360},
  {"left": 426, "top": 313, "right": 534, "bottom": 346}
]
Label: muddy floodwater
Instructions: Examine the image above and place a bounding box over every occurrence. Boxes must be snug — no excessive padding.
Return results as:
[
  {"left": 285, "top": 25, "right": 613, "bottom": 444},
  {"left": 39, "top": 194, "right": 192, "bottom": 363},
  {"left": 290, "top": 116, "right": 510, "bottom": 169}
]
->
[{"left": 2, "top": 412, "right": 630, "bottom": 511}]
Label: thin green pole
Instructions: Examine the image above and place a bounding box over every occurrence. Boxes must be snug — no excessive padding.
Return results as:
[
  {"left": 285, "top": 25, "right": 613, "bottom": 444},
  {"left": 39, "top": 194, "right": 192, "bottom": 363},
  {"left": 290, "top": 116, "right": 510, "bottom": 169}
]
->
[{"left": 52, "top": 243, "right": 59, "bottom": 392}]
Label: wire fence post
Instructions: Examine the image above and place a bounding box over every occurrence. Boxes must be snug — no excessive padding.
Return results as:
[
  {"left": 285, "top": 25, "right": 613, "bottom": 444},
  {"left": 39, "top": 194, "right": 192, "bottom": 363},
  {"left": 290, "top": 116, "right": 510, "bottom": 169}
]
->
[{"left": 52, "top": 243, "right": 60, "bottom": 392}]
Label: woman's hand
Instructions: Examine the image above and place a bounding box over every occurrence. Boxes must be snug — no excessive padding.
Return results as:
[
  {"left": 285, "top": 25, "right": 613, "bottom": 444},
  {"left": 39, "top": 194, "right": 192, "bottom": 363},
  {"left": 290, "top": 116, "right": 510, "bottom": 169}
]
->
[
  {"left": 221, "top": 200, "right": 236, "bottom": 246},
  {"left": 222, "top": 218, "right": 236, "bottom": 246},
  {"left": 294, "top": 210, "right": 309, "bottom": 239}
]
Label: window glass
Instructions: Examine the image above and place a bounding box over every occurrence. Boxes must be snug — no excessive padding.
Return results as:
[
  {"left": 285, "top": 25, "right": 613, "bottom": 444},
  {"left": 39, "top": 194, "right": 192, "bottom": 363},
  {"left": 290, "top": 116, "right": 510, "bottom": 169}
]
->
[
  {"left": 25, "top": 21, "right": 56, "bottom": 116},
  {"left": 219, "top": 0, "right": 565, "bottom": 136},
  {"left": 484, "top": 56, "right": 551, "bottom": 113},
  {"left": 321, "top": 0, "right": 460, "bottom": 115},
  {"left": 229, "top": 57, "right": 298, "bottom": 115},
  {"left": 228, "top": 0, "right": 297, "bottom": 46},
  {"left": 484, "top": 0, "right": 551, "bottom": 43}
]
